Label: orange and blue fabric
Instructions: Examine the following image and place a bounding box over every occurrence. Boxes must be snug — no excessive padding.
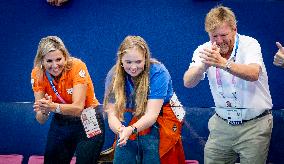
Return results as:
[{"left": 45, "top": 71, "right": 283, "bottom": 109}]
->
[{"left": 105, "top": 62, "right": 185, "bottom": 164}]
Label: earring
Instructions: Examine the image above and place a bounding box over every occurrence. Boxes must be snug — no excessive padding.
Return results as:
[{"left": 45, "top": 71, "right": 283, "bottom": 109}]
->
[{"left": 40, "top": 64, "right": 43, "bottom": 69}]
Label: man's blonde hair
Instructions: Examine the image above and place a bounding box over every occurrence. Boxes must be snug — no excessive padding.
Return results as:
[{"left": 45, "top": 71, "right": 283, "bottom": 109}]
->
[{"left": 205, "top": 5, "right": 237, "bottom": 32}]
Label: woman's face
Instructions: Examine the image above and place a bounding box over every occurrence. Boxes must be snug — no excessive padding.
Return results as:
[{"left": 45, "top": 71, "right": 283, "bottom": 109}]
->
[
  {"left": 43, "top": 49, "right": 66, "bottom": 77},
  {"left": 121, "top": 47, "right": 145, "bottom": 77}
]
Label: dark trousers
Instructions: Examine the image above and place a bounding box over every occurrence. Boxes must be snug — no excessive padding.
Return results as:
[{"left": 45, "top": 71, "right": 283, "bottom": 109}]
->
[{"left": 44, "top": 113, "right": 105, "bottom": 164}]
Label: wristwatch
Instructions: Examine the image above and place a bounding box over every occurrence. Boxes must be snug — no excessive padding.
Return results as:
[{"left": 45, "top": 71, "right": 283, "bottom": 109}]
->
[
  {"left": 225, "top": 60, "right": 233, "bottom": 71},
  {"left": 55, "top": 103, "right": 62, "bottom": 114},
  {"left": 130, "top": 125, "right": 138, "bottom": 135}
]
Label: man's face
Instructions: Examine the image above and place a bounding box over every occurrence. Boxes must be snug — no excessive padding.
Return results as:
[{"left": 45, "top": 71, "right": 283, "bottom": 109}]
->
[{"left": 209, "top": 22, "right": 237, "bottom": 57}]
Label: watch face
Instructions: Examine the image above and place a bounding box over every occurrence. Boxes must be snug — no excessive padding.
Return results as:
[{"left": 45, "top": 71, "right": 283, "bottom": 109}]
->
[
  {"left": 227, "top": 65, "right": 231, "bottom": 70},
  {"left": 131, "top": 126, "right": 138, "bottom": 135},
  {"left": 56, "top": 104, "right": 61, "bottom": 113},
  {"left": 226, "top": 61, "right": 232, "bottom": 71},
  {"left": 133, "top": 127, "right": 138, "bottom": 135}
]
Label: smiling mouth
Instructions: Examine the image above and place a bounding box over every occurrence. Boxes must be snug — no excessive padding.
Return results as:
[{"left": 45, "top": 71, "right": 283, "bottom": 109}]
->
[{"left": 52, "top": 69, "right": 60, "bottom": 73}]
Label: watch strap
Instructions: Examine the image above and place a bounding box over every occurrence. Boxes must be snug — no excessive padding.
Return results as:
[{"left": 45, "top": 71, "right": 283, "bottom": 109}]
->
[{"left": 130, "top": 125, "right": 138, "bottom": 135}]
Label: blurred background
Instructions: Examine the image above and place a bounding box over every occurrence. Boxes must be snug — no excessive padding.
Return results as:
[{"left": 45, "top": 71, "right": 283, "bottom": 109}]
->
[{"left": 0, "top": 0, "right": 283, "bottom": 108}]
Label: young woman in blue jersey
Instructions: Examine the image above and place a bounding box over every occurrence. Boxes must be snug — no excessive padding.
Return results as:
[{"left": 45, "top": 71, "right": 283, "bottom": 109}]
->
[{"left": 103, "top": 36, "right": 185, "bottom": 164}]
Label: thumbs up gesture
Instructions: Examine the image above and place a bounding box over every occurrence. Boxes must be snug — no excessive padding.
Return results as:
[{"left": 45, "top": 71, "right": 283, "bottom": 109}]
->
[{"left": 274, "top": 42, "right": 284, "bottom": 68}]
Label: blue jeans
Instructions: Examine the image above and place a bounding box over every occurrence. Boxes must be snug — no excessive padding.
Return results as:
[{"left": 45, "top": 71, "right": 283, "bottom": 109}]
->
[
  {"left": 44, "top": 112, "right": 105, "bottom": 164},
  {"left": 113, "top": 125, "right": 160, "bottom": 164}
]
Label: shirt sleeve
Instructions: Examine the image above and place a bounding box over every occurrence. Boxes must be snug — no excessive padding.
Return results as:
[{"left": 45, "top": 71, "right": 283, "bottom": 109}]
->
[
  {"left": 104, "top": 67, "right": 115, "bottom": 104},
  {"left": 188, "top": 42, "right": 211, "bottom": 80},
  {"left": 241, "top": 37, "right": 263, "bottom": 66},
  {"left": 31, "top": 67, "right": 45, "bottom": 92},
  {"left": 189, "top": 42, "right": 211, "bottom": 68},
  {"left": 72, "top": 60, "right": 90, "bottom": 86},
  {"left": 148, "top": 65, "right": 170, "bottom": 99}
]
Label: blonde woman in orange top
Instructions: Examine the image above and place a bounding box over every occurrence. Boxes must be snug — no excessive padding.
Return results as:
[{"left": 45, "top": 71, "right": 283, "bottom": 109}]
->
[{"left": 31, "top": 36, "right": 104, "bottom": 164}]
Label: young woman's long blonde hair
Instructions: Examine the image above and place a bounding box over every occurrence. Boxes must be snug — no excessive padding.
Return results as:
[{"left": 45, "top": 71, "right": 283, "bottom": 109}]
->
[
  {"left": 33, "top": 36, "right": 73, "bottom": 80},
  {"left": 104, "top": 35, "right": 156, "bottom": 121}
]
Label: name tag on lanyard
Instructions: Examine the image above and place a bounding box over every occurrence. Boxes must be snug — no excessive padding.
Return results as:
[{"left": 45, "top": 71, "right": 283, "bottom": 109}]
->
[
  {"left": 215, "top": 34, "right": 239, "bottom": 101},
  {"left": 227, "top": 109, "right": 242, "bottom": 125},
  {"left": 81, "top": 107, "right": 102, "bottom": 138}
]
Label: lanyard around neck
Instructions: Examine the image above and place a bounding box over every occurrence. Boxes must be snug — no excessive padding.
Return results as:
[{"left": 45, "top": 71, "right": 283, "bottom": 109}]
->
[
  {"left": 45, "top": 71, "right": 66, "bottom": 104},
  {"left": 123, "top": 75, "right": 135, "bottom": 125},
  {"left": 126, "top": 75, "right": 134, "bottom": 94},
  {"left": 216, "top": 34, "right": 239, "bottom": 98}
]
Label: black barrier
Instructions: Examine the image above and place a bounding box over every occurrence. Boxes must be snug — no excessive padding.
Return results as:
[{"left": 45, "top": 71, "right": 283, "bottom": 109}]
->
[{"left": 0, "top": 103, "right": 283, "bottom": 164}]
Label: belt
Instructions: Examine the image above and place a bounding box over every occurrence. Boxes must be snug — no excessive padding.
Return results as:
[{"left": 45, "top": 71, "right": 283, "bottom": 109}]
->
[
  {"left": 216, "top": 110, "right": 271, "bottom": 125},
  {"left": 54, "top": 113, "right": 81, "bottom": 125}
]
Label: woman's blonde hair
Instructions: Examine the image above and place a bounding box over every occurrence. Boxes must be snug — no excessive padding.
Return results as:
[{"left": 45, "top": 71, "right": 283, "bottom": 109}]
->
[
  {"left": 33, "top": 36, "right": 73, "bottom": 79},
  {"left": 104, "top": 35, "right": 156, "bottom": 121},
  {"left": 205, "top": 5, "right": 237, "bottom": 33}
]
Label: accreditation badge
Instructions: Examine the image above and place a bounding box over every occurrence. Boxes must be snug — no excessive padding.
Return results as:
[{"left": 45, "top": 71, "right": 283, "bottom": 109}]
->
[
  {"left": 226, "top": 108, "right": 242, "bottom": 125},
  {"left": 169, "top": 92, "right": 185, "bottom": 122},
  {"left": 81, "top": 107, "right": 102, "bottom": 138}
]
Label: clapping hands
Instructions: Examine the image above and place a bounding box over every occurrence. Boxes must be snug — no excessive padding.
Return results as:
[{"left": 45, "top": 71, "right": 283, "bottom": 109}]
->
[
  {"left": 117, "top": 126, "right": 133, "bottom": 147},
  {"left": 33, "top": 94, "right": 53, "bottom": 115},
  {"left": 199, "top": 42, "right": 227, "bottom": 69}
]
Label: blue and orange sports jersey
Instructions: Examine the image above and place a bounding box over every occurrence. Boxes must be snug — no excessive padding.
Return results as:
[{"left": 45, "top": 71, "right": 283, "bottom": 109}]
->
[{"left": 105, "top": 62, "right": 173, "bottom": 108}]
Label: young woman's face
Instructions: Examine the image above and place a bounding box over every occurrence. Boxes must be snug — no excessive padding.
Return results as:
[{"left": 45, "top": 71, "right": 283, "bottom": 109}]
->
[
  {"left": 43, "top": 49, "right": 66, "bottom": 77},
  {"left": 121, "top": 47, "right": 145, "bottom": 77}
]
